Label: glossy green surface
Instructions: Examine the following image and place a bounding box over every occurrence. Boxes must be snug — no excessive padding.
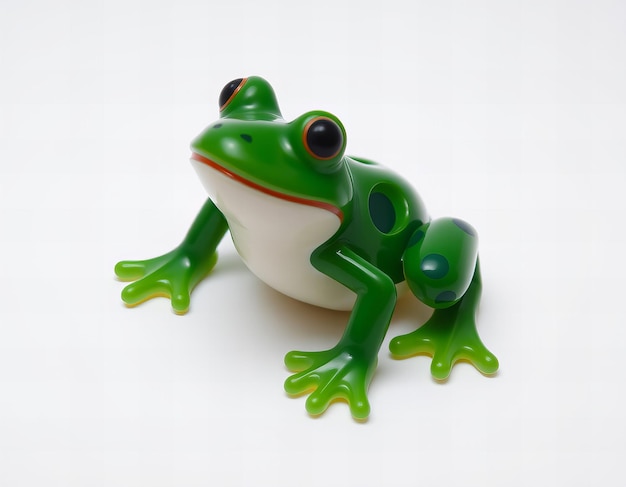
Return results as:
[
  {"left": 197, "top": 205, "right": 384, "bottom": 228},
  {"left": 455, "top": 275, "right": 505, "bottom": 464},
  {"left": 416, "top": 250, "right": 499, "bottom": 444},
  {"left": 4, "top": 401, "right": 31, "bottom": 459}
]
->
[
  {"left": 390, "top": 261, "right": 499, "bottom": 380},
  {"left": 115, "top": 76, "right": 499, "bottom": 419},
  {"left": 115, "top": 199, "right": 227, "bottom": 314}
]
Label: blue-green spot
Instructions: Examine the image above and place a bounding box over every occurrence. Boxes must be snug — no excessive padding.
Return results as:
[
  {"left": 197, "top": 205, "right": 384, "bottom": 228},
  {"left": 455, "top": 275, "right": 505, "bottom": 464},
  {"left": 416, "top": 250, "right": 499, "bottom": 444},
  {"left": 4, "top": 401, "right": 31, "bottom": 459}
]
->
[
  {"left": 452, "top": 218, "right": 476, "bottom": 236},
  {"left": 421, "top": 254, "right": 449, "bottom": 279},
  {"left": 435, "top": 290, "right": 456, "bottom": 303},
  {"left": 240, "top": 134, "right": 253, "bottom": 142},
  {"left": 369, "top": 192, "right": 396, "bottom": 234}
]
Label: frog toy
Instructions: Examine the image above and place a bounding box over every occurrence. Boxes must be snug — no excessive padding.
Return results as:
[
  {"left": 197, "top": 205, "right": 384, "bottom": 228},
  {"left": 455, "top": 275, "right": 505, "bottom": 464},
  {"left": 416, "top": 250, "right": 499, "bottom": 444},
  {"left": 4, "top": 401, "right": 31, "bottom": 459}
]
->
[{"left": 115, "top": 76, "right": 498, "bottom": 419}]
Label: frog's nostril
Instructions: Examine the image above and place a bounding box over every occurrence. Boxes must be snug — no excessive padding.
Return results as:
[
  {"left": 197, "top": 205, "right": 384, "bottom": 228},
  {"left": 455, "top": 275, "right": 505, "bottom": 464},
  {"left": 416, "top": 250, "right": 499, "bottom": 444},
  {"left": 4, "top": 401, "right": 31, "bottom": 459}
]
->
[
  {"left": 212, "top": 123, "right": 223, "bottom": 129},
  {"left": 240, "top": 134, "right": 253, "bottom": 143}
]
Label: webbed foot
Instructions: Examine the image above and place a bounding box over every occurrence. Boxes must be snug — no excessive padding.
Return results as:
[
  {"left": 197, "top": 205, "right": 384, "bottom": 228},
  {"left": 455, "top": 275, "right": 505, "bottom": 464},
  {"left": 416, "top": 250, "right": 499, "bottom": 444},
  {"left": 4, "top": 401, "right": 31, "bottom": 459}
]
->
[
  {"left": 115, "top": 247, "right": 217, "bottom": 314},
  {"left": 389, "top": 304, "right": 498, "bottom": 380},
  {"left": 115, "top": 198, "right": 228, "bottom": 313},
  {"left": 391, "top": 259, "right": 498, "bottom": 380},
  {"left": 284, "top": 347, "right": 375, "bottom": 419}
]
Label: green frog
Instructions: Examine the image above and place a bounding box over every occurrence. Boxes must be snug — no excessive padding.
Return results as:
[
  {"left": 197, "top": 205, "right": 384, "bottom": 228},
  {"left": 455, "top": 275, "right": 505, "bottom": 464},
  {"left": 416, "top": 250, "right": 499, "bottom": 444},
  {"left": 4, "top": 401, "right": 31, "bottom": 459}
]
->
[{"left": 115, "top": 76, "right": 498, "bottom": 419}]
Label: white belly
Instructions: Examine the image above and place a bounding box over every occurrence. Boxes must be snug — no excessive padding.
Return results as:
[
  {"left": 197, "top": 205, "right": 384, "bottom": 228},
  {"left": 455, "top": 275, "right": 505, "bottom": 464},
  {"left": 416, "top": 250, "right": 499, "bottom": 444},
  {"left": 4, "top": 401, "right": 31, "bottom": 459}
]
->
[{"left": 191, "top": 158, "right": 357, "bottom": 311}]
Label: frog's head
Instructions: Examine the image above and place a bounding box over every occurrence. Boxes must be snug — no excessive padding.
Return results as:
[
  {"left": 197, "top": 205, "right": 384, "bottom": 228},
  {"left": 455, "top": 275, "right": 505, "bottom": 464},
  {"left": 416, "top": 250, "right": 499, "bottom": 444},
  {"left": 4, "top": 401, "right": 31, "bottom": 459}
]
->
[{"left": 190, "top": 77, "right": 352, "bottom": 220}]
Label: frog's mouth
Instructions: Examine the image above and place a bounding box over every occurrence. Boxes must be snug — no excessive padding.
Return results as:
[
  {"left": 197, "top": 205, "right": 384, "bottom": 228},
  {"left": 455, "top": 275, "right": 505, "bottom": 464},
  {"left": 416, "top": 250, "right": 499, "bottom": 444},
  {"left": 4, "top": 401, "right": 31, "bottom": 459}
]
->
[{"left": 191, "top": 152, "right": 343, "bottom": 221}]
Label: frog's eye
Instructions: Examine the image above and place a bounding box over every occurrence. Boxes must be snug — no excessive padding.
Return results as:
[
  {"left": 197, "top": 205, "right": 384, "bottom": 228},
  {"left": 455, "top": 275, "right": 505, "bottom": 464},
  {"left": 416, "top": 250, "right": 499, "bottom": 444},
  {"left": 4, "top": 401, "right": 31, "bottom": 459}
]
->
[
  {"left": 219, "top": 78, "right": 246, "bottom": 111},
  {"left": 303, "top": 117, "right": 344, "bottom": 160}
]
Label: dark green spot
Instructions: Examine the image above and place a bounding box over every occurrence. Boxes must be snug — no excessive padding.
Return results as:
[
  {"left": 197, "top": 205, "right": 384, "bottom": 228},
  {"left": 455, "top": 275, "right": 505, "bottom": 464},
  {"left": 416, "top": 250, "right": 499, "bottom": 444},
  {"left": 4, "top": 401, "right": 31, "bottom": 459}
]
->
[
  {"left": 369, "top": 192, "right": 396, "bottom": 233},
  {"left": 240, "top": 134, "right": 253, "bottom": 142},
  {"left": 435, "top": 290, "right": 457, "bottom": 303},
  {"left": 453, "top": 218, "right": 476, "bottom": 236},
  {"left": 212, "top": 123, "right": 223, "bottom": 129},
  {"left": 407, "top": 230, "right": 425, "bottom": 247},
  {"left": 421, "top": 254, "right": 449, "bottom": 279}
]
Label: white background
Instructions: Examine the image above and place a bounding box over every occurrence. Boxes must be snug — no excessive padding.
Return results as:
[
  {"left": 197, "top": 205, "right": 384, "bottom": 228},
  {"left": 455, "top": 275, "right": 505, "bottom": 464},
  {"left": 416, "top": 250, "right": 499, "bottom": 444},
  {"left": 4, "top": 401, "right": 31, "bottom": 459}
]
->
[{"left": 1, "top": 0, "right": 625, "bottom": 486}]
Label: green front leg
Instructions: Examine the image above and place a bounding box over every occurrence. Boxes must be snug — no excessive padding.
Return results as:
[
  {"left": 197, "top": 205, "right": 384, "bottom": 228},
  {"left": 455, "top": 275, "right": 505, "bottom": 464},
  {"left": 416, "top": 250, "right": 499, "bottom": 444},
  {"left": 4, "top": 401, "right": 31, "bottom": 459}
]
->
[
  {"left": 284, "top": 244, "right": 397, "bottom": 419},
  {"left": 115, "top": 198, "right": 228, "bottom": 313},
  {"left": 390, "top": 261, "right": 499, "bottom": 380}
]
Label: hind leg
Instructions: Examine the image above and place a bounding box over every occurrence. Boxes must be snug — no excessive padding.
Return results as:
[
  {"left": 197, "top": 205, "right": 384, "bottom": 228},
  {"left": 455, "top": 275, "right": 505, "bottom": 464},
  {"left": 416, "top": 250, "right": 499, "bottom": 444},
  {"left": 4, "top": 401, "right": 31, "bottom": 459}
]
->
[{"left": 390, "top": 218, "right": 499, "bottom": 380}]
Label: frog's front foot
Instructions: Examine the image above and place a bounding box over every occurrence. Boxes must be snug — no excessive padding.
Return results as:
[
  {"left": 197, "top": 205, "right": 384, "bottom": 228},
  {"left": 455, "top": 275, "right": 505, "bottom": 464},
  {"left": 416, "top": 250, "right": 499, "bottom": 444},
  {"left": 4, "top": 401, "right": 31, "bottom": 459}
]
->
[
  {"left": 115, "top": 246, "right": 217, "bottom": 314},
  {"left": 389, "top": 302, "right": 498, "bottom": 380},
  {"left": 284, "top": 347, "right": 375, "bottom": 419}
]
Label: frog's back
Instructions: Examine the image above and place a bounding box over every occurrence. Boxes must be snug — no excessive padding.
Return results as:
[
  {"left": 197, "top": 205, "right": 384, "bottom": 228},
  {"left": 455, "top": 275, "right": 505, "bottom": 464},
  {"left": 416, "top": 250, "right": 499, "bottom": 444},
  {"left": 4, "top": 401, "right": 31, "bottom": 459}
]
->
[{"left": 337, "top": 156, "right": 429, "bottom": 283}]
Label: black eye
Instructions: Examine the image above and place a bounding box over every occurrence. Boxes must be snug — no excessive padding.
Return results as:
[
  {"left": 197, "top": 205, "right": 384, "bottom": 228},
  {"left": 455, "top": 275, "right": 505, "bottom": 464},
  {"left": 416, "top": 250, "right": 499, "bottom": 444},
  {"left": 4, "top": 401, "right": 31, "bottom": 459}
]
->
[
  {"left": 219, "top": 78, "right": 245, "bottom": 110},
  {"left": 304, "top": 117, "right": 343, "bottom": 159}
]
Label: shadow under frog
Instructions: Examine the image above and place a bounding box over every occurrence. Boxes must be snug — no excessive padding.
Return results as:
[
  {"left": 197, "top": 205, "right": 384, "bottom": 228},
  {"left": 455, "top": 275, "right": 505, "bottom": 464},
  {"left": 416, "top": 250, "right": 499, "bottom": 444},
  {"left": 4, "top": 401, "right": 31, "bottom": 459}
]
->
[{"left": 115, "top": 76, "right": 499, "bottom": 420}]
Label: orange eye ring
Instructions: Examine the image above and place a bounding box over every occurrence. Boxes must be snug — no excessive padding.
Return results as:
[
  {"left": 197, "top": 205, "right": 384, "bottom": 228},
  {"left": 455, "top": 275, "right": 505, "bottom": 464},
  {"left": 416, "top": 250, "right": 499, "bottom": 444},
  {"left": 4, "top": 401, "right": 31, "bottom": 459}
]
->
[{"left": 302, "top": 116, "right": 344, "bottom": 160}]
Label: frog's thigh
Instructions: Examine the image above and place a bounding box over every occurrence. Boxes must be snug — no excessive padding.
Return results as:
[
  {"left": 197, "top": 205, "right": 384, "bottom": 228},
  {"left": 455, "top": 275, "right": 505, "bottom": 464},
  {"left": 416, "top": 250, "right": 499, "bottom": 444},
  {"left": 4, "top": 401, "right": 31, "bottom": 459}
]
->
[{"left": 402, "top": 217, "right": 478, "bottom": 309}]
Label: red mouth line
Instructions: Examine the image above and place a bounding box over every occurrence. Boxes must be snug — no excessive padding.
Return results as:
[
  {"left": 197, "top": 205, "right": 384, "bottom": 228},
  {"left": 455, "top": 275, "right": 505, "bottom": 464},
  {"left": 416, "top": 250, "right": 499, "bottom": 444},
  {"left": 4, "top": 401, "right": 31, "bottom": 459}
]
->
[{"left": 191, "top": 152, "right": 343, "bottom": 221}]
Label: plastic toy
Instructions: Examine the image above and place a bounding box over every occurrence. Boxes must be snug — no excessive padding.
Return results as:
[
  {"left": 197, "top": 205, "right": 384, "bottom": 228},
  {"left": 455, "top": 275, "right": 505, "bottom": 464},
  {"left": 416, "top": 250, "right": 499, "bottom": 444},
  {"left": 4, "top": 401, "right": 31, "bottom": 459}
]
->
[{"left": 115, "top": 76, "right": 498, "bottom": 419}]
